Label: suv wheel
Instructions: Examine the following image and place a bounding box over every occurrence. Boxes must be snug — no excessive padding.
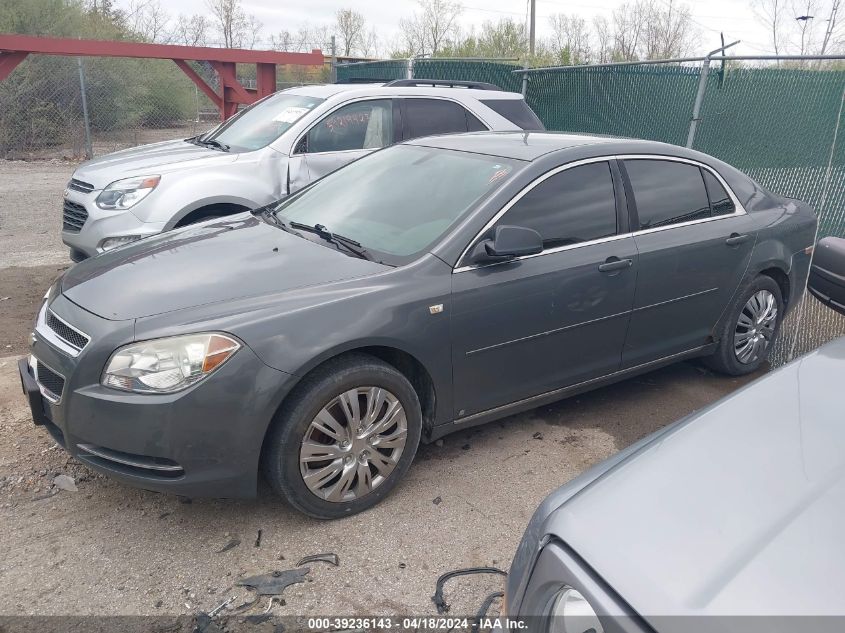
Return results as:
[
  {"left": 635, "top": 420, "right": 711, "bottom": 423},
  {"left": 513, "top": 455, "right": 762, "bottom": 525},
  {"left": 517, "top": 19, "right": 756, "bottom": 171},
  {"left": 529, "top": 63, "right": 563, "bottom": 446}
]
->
[
  {"left": 262, "top": 354, "right": 422, "bottom": 519},
  {"left": 706, "top": 275, "right": 784, "bottom": 376}
]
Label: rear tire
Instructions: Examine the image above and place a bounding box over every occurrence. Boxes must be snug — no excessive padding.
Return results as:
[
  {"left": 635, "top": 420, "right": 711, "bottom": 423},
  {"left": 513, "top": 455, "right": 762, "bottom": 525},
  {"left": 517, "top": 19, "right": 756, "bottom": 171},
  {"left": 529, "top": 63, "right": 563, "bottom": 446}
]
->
[
  {"left": 262, "top": 353, "right": 422, "bottom": 519},
  {"left": 705, "top": 275, "right": 784, "bottom": 376}
]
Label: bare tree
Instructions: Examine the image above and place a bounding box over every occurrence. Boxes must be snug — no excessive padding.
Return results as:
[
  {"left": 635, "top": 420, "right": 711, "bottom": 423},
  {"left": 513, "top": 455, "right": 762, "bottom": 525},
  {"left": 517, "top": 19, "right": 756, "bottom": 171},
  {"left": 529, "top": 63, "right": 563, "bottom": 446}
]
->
[
  {"left": 643, "top": 0, "right": 697, "bottom": 59},
  {"left": 548, "top": 13, "right": 591, "bottom": 64},
  {"left": 360, "top": 29, "right": 381, "bottom": 58},
  {"left": 126, "top": 0, "right": 171, "bottom": 42},
  {"left": 612, "top": 1, "right": 649, "bottom": 61},
  {"left": 335, "top": 9, "right": 366, "bottom": 56},
  {"left": 399, "top": 0, "right": 463, "bottom": 57},
  {"left": 819, "top": 0, "right": 842, "bottom": 53},
  {"left": 593, "top": 15, "right": 613, "bottom": 63},
  {"left": 754, "top": 0, "right": 788, "bottom": 55},
  {"left": 174, "top": 14, "right": 209, "bottom": 47},
  {"left": 793, "top": 1, "right": 819, "bottom": 57},
  {"left": 206, "top": 0, "right": 263, "bottom": 48}
]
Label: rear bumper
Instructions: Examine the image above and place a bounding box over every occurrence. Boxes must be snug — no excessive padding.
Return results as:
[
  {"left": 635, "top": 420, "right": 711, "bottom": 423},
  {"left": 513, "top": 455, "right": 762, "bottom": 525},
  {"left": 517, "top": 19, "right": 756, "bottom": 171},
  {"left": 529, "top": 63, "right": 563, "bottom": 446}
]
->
[{"left": 20, "top": 312, "right": 297, "bottom": 498}]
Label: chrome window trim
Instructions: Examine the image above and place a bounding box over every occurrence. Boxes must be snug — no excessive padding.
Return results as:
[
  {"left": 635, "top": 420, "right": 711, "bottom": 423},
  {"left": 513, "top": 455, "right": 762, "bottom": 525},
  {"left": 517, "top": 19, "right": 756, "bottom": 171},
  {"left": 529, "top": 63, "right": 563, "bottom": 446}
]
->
[
  {"left": 452, "top": 153, "right": 747, "bottom": 274},
  {"left": 33, "top": 302, "right": 90, "bottom": 358},
  {"left": 292, "top": 95, "right": 492, "bottom": 157}
]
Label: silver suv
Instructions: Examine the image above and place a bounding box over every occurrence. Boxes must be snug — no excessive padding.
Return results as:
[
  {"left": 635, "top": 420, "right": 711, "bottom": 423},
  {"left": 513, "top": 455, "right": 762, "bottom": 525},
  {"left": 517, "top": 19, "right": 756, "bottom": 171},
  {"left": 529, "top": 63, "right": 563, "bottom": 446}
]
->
[{"left": 60, "top": 79, "right": 544, "bottom": 261}]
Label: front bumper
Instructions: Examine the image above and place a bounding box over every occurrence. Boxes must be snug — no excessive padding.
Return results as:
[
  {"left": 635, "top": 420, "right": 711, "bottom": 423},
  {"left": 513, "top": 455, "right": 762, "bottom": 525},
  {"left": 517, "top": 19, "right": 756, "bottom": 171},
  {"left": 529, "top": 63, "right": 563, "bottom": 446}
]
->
[
  {"left": 20, "top": 295, "right": 296, "bottom": 498},
  {"left": 61, "top": 188, "right": 166, "bottom": 260}
]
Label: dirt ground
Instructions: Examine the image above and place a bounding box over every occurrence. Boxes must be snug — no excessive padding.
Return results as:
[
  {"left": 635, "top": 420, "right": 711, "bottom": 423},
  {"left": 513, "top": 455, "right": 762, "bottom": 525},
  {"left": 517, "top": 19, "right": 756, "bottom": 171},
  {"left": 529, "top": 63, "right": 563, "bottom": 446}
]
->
[{"left": 0, "top": 159, "right": 765, "bottom": 621}]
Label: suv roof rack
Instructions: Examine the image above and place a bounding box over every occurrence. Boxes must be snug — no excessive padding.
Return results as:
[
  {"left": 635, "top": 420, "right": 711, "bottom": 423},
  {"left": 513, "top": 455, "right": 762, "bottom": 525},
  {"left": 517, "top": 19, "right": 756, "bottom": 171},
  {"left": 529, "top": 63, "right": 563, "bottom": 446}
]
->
[
  {"left": 383, "top": 78, "right": 502, "bottom": 91},
  {"left": 334, "top": 77, "right": 394, "bottom": 84}
]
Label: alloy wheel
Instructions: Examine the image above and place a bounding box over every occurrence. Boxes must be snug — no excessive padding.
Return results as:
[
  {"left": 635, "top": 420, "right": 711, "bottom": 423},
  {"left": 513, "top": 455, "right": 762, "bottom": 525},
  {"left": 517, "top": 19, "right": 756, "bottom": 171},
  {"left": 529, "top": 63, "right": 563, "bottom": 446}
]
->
[
  {"left": 299, "top": 387, "right": 408, "bottom": 502},
  {"left": 734, "top": 289, "right": 778, "bottom": 364}
]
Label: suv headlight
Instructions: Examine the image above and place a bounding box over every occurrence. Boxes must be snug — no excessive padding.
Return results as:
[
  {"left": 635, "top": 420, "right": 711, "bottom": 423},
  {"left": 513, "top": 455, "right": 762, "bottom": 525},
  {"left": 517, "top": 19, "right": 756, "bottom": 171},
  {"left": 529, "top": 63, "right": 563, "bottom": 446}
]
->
[
  {"left": 102, "top": 333, "right": 240, "bottom": 393},
  {"left": 96, "top": 175, "right": 160, "bottom": 210},
  {"left": 548, "top": 587, "right": 603, "bottom": 633}
]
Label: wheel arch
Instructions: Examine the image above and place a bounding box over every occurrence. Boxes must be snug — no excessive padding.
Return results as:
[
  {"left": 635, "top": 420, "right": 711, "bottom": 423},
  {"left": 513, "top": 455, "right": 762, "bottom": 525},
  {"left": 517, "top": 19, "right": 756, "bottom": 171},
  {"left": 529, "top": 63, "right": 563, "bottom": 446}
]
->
[
  {"left": 165, "top": 196, "right": 258, "bottom": 230},
  {"left": 263, "top": 342, "right": 440, "bottom": 450}
]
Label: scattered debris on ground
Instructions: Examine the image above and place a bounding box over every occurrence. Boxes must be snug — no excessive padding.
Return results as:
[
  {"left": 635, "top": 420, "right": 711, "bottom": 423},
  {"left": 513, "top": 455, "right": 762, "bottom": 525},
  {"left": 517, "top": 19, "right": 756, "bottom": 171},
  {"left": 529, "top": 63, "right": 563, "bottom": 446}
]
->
[
  {"left": 295, "top": 553, "right": 339, "bottom": 567},
  {"left": 237, "top": 568, "right": 310, "bottom": 596},
  {"left": 432, "top": 567, "right": 507, "bottom": 614},
  {"left": 216, "top": 538, "right": 241, "bottom": 554},
  {"left": 53, "top": 474, "right": 77, "bottom": 492}
]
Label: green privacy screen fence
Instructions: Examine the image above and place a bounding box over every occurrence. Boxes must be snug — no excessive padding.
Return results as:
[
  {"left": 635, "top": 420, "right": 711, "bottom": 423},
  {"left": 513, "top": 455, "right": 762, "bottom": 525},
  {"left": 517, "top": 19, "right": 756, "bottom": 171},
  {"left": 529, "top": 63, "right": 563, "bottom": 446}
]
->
[{"left": 337, "top": 58, "right": 845, "bottom": 363}]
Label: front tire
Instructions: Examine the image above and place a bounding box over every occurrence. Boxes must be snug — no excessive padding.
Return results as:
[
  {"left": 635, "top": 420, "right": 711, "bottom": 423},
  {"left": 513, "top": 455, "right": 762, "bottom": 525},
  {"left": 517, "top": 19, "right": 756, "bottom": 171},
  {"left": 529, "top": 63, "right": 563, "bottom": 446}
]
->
[
  {"left": 706, "top": 275, "right": 784, "bottom": 376},
  {"left": 262, "top": 354, "right": 422, "bottom": 519}
]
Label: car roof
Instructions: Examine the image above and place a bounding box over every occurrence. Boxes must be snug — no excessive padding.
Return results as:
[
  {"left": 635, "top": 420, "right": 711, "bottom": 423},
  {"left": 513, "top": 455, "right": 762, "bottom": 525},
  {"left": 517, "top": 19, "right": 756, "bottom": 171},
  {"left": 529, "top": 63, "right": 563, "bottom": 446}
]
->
[
  {"left": 283, "top": 83, "right": 525, "bottom": 101},
  {"left": 405, "top": 131, "right": 622, "bottom": 161}
]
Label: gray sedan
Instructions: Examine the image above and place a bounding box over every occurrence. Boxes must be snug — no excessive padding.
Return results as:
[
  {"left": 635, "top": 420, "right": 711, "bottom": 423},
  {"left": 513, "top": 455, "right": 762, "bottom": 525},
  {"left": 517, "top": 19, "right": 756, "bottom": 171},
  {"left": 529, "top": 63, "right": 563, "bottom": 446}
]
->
[
  {"left": 20, "top": 132, "right": 816, "bottom": 518},
  {"left": 502, "top": 239, "right": 845, "bottom": 632}
]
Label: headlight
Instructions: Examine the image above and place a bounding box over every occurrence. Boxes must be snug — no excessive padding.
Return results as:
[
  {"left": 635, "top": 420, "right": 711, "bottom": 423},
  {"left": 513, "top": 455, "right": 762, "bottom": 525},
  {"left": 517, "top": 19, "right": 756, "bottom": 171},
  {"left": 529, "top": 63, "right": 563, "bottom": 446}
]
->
[
  {"left": 548, "top": 587, "right": 603, "bottom": 633},
  {"left": 102, "top": 333, "right": 240, "bottom": 393},
  {"left": 96, "top": 175, "right": 160, "bottom": 210}
]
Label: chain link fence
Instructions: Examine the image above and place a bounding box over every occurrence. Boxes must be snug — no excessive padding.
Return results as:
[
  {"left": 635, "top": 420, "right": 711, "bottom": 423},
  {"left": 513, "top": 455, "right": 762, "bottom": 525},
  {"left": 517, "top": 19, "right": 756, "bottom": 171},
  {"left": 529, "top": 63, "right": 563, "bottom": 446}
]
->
[
  {"left": 0, "top": 55, "right": 324, "bottom": 160},
  {"left": 332, "top": 56, "right": 845, "bottom": 363}
]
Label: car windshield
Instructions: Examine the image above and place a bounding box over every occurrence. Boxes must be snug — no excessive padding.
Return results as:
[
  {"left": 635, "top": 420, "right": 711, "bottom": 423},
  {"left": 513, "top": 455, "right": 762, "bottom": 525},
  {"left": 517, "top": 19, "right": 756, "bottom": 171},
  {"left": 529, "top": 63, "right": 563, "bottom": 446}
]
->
[
  {"left": 203, "top": 93, "right": 324, "bottom": 151},
  {"left": 273, "top": 144, "right": 517, "bottom": 266}
]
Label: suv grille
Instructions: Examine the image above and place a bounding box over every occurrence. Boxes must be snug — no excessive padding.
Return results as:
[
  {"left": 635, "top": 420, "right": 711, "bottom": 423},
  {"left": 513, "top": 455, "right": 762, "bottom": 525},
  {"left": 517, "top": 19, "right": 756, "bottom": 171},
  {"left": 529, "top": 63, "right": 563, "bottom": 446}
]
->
[
  {"left": 46, "top": 311, "right": 90, "bottom": 351},
  {"left": 68, "top": 178, "right": 95, "bottom": 194},
  {"left": 62, "top": 200, "right": 88, "bottom": 232},
  {"left": 36, "top": 361, "right": 65, "bottom": 401}
]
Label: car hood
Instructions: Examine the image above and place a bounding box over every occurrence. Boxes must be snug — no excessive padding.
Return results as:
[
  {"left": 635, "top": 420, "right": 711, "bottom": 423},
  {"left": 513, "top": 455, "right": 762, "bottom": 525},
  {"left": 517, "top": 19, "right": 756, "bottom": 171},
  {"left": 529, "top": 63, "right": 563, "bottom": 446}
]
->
[
  {"left": 545, "top": 337, "right": 845, "bottom": 623},
  {"left": 61, "top": 215, "right": 390, "bottom": 320},
  {"left": 73, "top": 139, "right": 237, "bottom": 189}
]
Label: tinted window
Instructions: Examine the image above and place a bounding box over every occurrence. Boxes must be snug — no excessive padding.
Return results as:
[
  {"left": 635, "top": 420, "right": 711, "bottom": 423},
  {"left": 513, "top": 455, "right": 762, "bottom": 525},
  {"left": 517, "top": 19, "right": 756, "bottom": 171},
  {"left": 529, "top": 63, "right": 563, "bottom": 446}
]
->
[
  {"left": 495, "top": 162, "right": 617, "bottom": 249},
  {"left": 625, "top": 160, "right": 711, "bottom": 229},
  {"left": 403, "top": 99, "right": 478, "bottom": 139},
  {"left": 305, "top": 99, "right": 393, "bottom": 153},
  {"left": 481, "top": 99, "right": 545, "bottom": 130},
  {"left": 703, "top": 169, "right": 736, "bottom": 216}
]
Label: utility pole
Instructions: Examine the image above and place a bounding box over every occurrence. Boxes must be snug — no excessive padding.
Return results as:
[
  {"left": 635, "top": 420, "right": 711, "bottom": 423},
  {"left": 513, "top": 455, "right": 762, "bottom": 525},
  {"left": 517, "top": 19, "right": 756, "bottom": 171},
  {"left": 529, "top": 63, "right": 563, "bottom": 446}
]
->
[
  {"left": 528, "top": 0, "right": 536, "bottom": 57},
  {"left": 330, "top": 35, "right": 337, "bottom": 83}
]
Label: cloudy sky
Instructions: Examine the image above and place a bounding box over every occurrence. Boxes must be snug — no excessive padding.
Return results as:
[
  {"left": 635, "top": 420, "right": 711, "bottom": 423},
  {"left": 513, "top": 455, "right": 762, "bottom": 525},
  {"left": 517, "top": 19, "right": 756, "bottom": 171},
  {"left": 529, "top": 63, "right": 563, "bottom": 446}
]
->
[{"left": 135, "top": 0, "right": 777, "bottom": 56}]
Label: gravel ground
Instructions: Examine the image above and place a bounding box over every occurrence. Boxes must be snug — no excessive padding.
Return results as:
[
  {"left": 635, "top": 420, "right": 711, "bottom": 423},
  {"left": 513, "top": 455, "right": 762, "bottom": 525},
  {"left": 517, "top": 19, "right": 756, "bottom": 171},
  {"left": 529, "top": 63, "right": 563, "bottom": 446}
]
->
[
  {"left": 0, "top": 161, "right": 74, "bottom": 269},
  {"left": 0, "top": 159, "right": 764, "bottom": 620}
]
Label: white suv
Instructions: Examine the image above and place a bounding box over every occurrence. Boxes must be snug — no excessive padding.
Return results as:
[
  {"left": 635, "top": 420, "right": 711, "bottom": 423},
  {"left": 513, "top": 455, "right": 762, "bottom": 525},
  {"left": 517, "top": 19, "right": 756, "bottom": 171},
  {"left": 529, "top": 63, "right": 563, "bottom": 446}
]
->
[{"left": 60, "top": 79, "right": 545, "bottom": 261}]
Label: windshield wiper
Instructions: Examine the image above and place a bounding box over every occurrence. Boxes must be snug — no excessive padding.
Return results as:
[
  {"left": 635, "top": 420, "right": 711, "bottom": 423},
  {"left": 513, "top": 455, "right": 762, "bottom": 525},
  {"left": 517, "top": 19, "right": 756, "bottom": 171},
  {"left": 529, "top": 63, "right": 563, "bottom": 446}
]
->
[
  {"left": 198, "top": 138, "right": 230, "bottom": 152},
  {"left": 288, "top": 222, "right": 372, "bottom": 261}
]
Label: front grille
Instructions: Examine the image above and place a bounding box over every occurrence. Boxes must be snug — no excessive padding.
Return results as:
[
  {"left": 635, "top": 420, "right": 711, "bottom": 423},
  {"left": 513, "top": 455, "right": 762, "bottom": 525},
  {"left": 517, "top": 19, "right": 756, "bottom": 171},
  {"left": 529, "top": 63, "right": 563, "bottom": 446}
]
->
[
  {"left": 46, "top": 311, "right": 90, "bottom": 351},
  {"left": 62, "top": 200, "right": 88, "bottom": 232},
  {"left": 68, "top": 178, "right": 95, "bottom": 194},
  {"left": 36, "top": 361, "right": 65, "bottom": 401}
]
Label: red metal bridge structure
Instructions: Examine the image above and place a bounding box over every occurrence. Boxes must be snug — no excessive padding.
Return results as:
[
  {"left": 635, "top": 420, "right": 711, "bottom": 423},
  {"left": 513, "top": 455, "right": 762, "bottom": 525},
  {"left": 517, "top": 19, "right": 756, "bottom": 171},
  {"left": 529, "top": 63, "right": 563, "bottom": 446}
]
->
[{"left": 0, "top": 34, "right": 324, "bottom": 120}]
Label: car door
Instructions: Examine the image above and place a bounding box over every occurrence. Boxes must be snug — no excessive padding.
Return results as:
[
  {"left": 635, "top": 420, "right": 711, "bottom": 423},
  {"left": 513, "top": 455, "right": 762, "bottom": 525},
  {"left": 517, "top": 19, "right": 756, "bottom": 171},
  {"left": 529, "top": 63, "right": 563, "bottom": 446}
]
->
[
  {"left": 399, "top": 98, "right": 488, "bottom": 141},
  {"left": 450, "top": 159, "right": 638, "bottom": 419},
  {"left": 291, "top": 99, "right": 397, "bottom": 190},
  {"left": 620, "top": 157, "right": 758, "bottom": 368}
]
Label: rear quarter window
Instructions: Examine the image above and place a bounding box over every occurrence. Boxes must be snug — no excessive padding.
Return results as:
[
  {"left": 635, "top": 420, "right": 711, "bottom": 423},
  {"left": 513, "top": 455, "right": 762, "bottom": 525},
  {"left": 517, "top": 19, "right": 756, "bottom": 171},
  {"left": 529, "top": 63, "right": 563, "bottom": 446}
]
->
[{"left": 481, "top": 99, "right": 545, "bottom": 130}]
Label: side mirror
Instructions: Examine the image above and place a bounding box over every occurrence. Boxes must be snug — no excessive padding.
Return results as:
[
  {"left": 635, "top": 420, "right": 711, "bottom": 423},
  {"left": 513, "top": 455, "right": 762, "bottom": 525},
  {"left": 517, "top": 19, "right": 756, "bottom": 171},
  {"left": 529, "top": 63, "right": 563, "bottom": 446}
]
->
[
  {"left": 470, "top": 225, "right": 543, "bottom": 265},
  {"left": 809, "top": 236, "right": 845, "bottom": 317}
]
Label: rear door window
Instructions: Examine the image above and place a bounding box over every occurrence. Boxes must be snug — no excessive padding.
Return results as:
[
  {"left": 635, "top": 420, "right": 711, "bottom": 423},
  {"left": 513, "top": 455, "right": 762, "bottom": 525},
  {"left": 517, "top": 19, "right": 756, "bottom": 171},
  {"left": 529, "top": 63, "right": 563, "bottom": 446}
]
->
[
  {"left": 624, "top": 159, "right": 711, "bottom": 230},
  {"left": 480, "top": 99, "right": 545, "bottom": 130},
  {"left": 402, "top": 99, "right": 487, "bottom": 139}
]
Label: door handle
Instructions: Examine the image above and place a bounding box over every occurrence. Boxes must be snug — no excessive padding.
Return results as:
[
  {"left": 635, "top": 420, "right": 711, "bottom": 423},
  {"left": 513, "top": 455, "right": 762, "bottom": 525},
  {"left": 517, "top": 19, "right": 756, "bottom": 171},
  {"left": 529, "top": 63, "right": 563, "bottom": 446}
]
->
[
  {"left": 726, "top": 233, "right": 750, "bottom": 246},
  {"left": 598, "top": 257, "right": 633, "bottom": 273}
]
